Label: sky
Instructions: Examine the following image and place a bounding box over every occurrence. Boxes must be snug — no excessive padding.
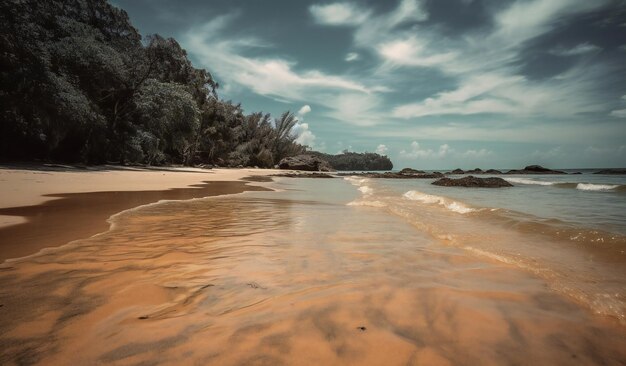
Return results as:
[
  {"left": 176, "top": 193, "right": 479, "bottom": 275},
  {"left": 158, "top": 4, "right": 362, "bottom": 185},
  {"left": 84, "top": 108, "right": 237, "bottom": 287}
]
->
[{"left": 114, "top": 0, "right": 626, "bottom": 169}]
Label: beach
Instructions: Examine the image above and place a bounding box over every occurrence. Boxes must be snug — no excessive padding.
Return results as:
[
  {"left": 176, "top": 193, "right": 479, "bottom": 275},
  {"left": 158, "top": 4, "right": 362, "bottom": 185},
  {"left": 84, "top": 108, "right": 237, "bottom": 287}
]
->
[
  {"left": 0, "top": 166, "right": 276, "bottom": 261},
  {"left": 0, "top": 168, "right": 625, "bottom": 365}
]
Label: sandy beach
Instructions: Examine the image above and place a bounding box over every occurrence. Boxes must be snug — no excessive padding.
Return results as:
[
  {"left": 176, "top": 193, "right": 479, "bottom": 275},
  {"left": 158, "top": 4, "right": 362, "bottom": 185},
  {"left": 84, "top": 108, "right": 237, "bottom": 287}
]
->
[
  {"left": 0, "top": 174, "right": 624, "bottom": 365},
  {"left": 0, "top": 165, "right": 277, "bottom": 261}
]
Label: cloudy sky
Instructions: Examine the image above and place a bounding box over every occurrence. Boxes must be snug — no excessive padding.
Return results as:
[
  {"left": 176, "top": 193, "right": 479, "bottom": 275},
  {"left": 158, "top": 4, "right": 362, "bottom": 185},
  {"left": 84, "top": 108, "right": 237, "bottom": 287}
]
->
[{"left": 115, "top": 0, "right": 626, "bottom": 169}]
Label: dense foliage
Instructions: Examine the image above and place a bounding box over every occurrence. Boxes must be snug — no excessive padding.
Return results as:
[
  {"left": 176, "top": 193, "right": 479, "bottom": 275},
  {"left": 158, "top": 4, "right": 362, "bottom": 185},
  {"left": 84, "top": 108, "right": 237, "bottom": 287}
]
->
[
  {"left": 310, "top": 151, "right": 393, "bottom": 171},
  {"left": 0, "top": 0, "right": 305, "bottom": 166}
]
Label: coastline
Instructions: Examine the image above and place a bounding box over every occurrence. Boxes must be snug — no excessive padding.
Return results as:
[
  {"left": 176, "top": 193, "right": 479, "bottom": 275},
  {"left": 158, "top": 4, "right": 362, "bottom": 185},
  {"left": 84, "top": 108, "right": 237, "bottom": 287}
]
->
[
  {"left": 1, "top": 176, "right": 624, "bottom": 365},
  {"left": 0, "top": 166, "right": 278, "bottom": 261}
]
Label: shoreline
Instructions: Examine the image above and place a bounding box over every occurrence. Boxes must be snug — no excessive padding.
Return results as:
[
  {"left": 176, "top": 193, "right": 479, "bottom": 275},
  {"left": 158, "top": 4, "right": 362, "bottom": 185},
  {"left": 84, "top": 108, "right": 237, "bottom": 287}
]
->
[{"left": 0, "top": 166, "right": 278, "bottom": 261}]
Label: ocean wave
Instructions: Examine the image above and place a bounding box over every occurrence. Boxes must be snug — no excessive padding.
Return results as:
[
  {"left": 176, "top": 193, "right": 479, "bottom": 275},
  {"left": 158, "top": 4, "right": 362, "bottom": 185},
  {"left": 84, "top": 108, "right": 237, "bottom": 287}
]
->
[
  {"left": 506, "top": 178, "right": 625, "bottom": 192},
  {"left": 358, "top": 186, "right": 374, "bottom": 195},
  {"left": 403, "top": 190, "right": 476, "bottom": 214},
  {"left": 504, "top": 177, "right": 556, "bottom": 186},
  {"left": 343, "top": 176, "right": 370, "bottom": 186},
  {"left": 576, "top": 183, "right": 620, "bottom": 191}
]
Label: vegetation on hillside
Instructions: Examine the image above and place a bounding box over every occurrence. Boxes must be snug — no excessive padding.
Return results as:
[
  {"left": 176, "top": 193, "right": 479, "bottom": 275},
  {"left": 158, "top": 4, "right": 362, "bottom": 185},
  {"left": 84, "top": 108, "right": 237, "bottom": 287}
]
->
[
  {"left": 0, "top": 0, "right": 306, "bottom": 166},
  {"left": 310, "top": 151, "right": 393, "bottom": 171}
]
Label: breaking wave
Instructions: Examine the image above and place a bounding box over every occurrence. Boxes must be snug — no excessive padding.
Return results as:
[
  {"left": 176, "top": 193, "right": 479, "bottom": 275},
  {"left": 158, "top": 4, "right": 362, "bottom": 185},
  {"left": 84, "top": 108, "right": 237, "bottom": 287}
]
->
[
  {"left": 402, "top": 190, "right": 476, "bottom": 214},
  {"left": 506, "top": 178, "right": 625, "bottom": 192}
]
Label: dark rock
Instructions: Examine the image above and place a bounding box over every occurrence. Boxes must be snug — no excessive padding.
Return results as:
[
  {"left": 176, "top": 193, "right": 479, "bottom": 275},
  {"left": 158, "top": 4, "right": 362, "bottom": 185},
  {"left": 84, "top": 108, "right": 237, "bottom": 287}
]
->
[
  {"left": 356, "top": 326, "right": 367, "bottom": 332},
  {"left": 432, "top": 176, "right": 513, "bottom": 188},
  {"left": 594, "top": 168, "right": 626, "bottom": 175},
  {"left": 465, "top": 168, "right": 484, "bottom": 174},
  {"left": 449, "top": 168, "right": 465, "bottom": 174},
  {"left": 340, "top": 171, "right": 443, "bottom": 179},
  {"left": 571, "top": 172, "right": 582, "bottom": 175},
  {"left": 399, "top": 168, "right": 426, "bottom": 175},
  {"left": 272, "top": 172, "right": 335, "bottom": 178},
  {"left": 278, "top": 154, "right": 334, "bottom": 171},
  {"left": 506, "top": 165, "right": 566, "bottom": 174},
  {"left": 485, "top": 169, "right": 503, "bottom": 174}
]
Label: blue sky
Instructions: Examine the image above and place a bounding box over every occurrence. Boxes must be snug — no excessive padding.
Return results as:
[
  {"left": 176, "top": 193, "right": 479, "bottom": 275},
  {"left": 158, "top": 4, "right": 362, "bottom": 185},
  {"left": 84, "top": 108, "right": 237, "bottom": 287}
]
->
[{"left": 114, "top": 0, "right": 626, "bottom": 169}]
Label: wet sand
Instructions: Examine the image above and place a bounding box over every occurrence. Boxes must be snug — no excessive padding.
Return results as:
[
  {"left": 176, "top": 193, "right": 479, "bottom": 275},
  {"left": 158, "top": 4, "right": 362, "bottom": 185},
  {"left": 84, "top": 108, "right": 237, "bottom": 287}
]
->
[
  {"left": 0, "top": 166, "right": 276, "bottom": 261},
  {"left": 0, "top": 178, "right": 625, "bottom": 365}
]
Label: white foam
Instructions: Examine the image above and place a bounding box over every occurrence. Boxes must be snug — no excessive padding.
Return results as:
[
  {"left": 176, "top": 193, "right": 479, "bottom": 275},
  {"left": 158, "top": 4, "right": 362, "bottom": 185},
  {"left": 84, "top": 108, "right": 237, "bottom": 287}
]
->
[
  {"left": 343, "top": 176, "right": 369, "bottom": 186},
  {"left": 358, "top": 186, "right": 374, "bottom": 195},
  {"left": 576, "top": 183, "right": 618, "bottom": 191},
  {"left": 505, "top": 177, "right": 555, "bottom": 186},
  {"left": 403, "top": 190, "right": 476, "bottom": 214},
  {"left": 347, "top": 200, "right": 387, "bottom": 208}
]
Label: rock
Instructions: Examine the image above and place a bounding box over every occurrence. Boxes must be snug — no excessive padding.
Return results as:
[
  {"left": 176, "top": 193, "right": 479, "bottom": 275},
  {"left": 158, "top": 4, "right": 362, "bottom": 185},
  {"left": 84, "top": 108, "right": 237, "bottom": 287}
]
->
[
  {"left": 594, "top": 168, "right": 626, "bottom": 175},
  {"left": 272, "top": 172, "right": 335, "bottom": 178},
  {"left": 278, "top": 154, "right": 334, "bottom": 171},
  {"left": 571, "top": 172, "right": 582, "bottom": 175},
  {"left": 506, "top": 165, "right": 566, "bottom": 174},
  {"left": 465, "top": 168, "right": 484, "bottom": 174},
  {"left": 485, "top": 169, "right": 503, "bottom": 174},
  {"left": 399, "top": 168, "right": 426, "bottom": 175},
  {"left": 449, "top": 168, "right": 465, "bottom": 174},
  {"left": 342, "top": 171, "right": 443, "bottom": 179},
  {"left": 432, "top": 176, "right": 513, "bottom": 188}
]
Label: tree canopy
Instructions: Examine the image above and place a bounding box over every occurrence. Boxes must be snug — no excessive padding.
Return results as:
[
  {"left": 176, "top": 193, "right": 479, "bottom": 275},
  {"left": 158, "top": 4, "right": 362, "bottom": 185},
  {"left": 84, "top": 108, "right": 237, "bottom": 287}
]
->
[
  {"left": 310, "top": 151, "right": 393, "bottom": 171},
  {"left": 0, "top": 0, "right": 306, "bottom": 166}
]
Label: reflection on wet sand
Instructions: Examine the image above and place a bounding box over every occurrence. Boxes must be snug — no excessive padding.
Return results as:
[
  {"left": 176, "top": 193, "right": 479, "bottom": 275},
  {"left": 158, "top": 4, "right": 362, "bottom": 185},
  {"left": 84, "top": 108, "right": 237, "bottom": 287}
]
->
[
  {"left": 0, "top": 181, "right": 625, "bottom": 365},
  {"left": 0, "top": 180, "right": 269, "bottom": 261}
]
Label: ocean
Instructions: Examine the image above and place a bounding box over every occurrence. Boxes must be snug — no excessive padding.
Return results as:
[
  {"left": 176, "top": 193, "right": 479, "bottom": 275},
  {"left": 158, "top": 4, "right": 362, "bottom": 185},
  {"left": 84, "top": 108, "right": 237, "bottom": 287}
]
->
[{"left": 0, "top": 173, "right": 625, "bottom": 365}]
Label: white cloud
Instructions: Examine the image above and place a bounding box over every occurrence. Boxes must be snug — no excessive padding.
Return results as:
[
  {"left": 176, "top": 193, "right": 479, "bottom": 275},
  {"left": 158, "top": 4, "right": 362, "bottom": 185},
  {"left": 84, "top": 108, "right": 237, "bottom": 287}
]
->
[
  {"left": 610, "top": 109, "right": 626, "bottom": 118},
  {"left": 393, "top": 73, "right": 522, "bottom": 118},
  {"left": 309, "top": 3, "right": 370, "bottom": 26},
  {"left": 383, "top": 0, "right": 611, "bottom": 119},
  {"left": 185, "top": 15, "right": 386, "bottom": 110},
  {"left": 461, "top": 149, "right": 493, "bottom": 158},
  {"left": 297, "top": 104, "right": 311, "bottom": 117},
  {"left": 353, "top": 0, "right": 429, "bottom": 47},
  {"left": 400, "top": 141, "right": 453, "bottom": 159},
  {"left": 293, "top": 105, "right": 316, "bottom": 148},
  {"left": 375, "top": 144, "right": 388, "bottom": 155},
  {"left": 393, "top": 64, "right": 607, "bottom": 118},
  {"left": 549, "top": 42, "right": 601, "bottom": 56},
  {"left": 293, "top": 122, "right": 316, "bottom": 147},
  {"left": 609, "top": 95, "right": 626, "bottom": 117},
  {"left": 345, "top": 52, "right": 360, "bottom": 62},
  {"left": 377, "top": 37, "right": 456, "bottom": 68},
  {"left": 492, "top": 0, "right": 608, "bottom": 45},
  {"left": 325, "top": 92, "right": 385, "bottom": 126}
]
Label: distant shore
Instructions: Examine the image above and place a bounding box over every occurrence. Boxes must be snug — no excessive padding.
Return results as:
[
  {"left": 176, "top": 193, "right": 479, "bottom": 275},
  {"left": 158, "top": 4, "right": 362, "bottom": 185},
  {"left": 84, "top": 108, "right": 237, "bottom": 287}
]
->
[{"left": 0, "top": 165, "right": 278, "bottom": 261}]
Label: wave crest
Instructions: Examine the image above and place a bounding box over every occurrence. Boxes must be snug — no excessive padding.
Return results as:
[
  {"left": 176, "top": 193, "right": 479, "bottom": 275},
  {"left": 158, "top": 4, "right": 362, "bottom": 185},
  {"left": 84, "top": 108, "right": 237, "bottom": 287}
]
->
[
  {"left": 576, "top": 183, "right": 619, "bottom": 191},
  {"left": 505, "top": 177, "right": 555, "bottom": 186},
  {"left": 403, "top": 190, "right": 476, "bottom": 214}
]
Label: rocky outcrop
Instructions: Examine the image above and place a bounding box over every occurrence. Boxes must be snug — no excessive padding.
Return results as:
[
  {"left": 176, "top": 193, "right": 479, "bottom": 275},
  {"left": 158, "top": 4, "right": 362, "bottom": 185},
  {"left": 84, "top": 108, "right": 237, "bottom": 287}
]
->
[
  {"left": 506, "top": 165, "right": 566, "bottom": 174},
  {"left": 272, "top": 172, "right": 336, "bottom": 178},
  {"left": 278, "top": 155, "right": 334, "bottom": 171},
  {"left": 399, "top": 168, "right": 426, "bottom": 175},
  {"left": 594, "top": 168, "right": 626, "bottom": 175},
  {"left": 448, "top": 168, "right": 502, "bottom": 175},
  {"left": 341, "top": 170, "right": 444, "bottom": 179},
  {"left": 432, "top": 176, "right": 513, "bottom": 188}
]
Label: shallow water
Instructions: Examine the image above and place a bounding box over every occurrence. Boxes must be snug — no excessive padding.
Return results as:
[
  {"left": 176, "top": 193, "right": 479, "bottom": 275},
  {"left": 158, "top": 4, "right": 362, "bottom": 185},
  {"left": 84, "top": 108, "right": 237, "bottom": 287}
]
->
[{"left": 0, "top": 178, "right": 625, "bottom": 365}]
